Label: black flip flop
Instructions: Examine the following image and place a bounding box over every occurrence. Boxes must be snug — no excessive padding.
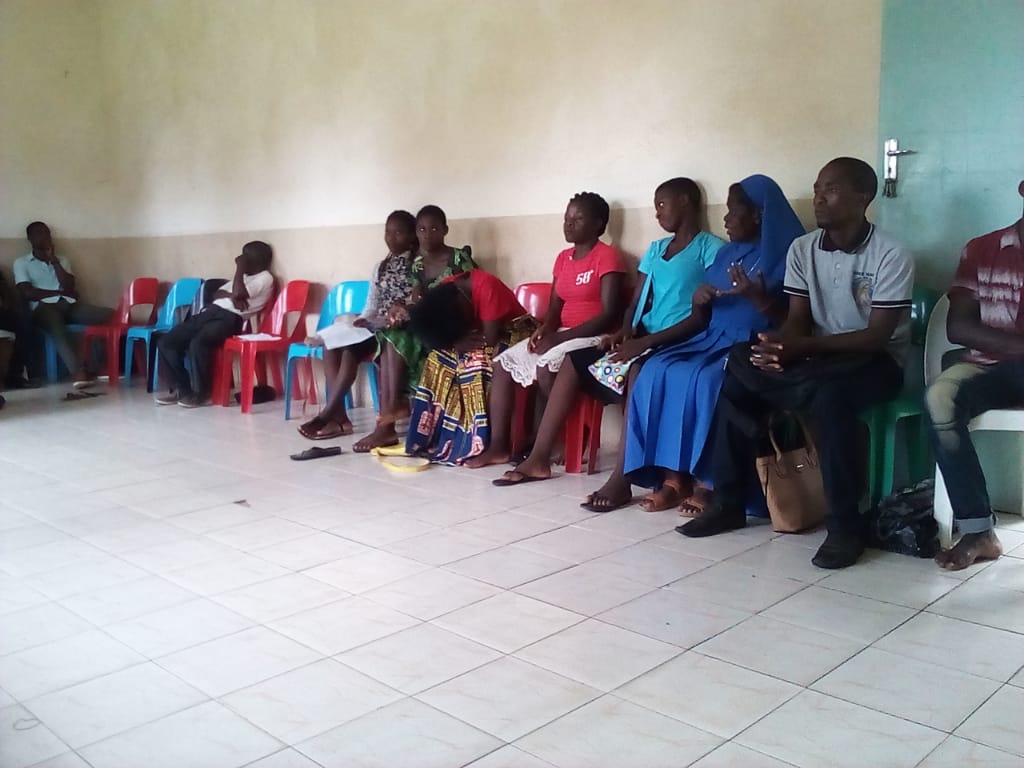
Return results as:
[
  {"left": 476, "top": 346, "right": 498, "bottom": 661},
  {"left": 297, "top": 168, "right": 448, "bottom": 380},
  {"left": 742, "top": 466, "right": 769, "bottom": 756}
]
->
[
  {"left": 580, "top": 494, "right": 632, "bottom": 513},
  {"left": 492, "top": 471, "right": 550, "bottom": 487},
  {"left": 290, "top": 446, "right": 342, "bottom": 461},
  {"left": 64, "top": 391, "right": 106, "bottom": 401}
]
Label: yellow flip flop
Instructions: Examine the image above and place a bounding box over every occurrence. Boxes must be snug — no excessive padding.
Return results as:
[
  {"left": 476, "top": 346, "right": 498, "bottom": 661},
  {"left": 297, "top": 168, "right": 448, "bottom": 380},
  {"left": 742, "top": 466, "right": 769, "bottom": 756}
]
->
[{"left": 369, "top": 445, "right": 431, "bottom": 473}]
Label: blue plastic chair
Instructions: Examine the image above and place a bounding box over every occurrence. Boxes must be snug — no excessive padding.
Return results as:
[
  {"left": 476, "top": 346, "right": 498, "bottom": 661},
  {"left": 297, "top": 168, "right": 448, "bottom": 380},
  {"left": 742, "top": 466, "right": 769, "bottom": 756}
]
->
[
  {"left": 41, "top": 324, "right": 87, "bottom": 383},
  {"left": 284, "top": 280, "right": 380, "bottom": 419},
  {"left": 125, "top": 277, "right": 202, "bottom": 391}
]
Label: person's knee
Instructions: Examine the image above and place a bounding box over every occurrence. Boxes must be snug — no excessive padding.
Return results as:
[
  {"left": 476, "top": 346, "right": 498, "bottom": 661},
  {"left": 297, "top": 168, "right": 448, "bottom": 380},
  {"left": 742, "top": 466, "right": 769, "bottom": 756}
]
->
[{"left": 924, "top": 378, "right": 959, "bottom": 429}]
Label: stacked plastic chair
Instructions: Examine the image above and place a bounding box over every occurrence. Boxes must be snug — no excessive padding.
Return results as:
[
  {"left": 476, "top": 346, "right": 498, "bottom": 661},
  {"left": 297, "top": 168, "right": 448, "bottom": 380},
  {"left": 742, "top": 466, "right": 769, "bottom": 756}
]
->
[{"left": 125, "top": 277, "right": 202, "bottom": 391}]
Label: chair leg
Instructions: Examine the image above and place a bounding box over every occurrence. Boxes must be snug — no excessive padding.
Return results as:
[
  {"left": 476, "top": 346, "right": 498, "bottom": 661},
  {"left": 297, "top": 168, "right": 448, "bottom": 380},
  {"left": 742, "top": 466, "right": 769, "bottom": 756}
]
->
[
  {"left": 106, "top": 331, "right": 120, "bottom": 384},
  {"left": 933, "top": 464, "right": 954, "bottom": 547},
  {"left": 270, "top": 352, "right": 285, "bottom": 394},
  {"left": 879, "top": 415, "right": 899, "bottom": 502},
  {"left": 586, "top": 400, "right": 603, "bottom": 476},
  {"left": 510, "top": 386, "right": 532, "bottom": 457},
  {"left": 284, "top": 357, "right": 297, "bottom": 420},
  {"left": 124, "top": 337, "right": 136, "bottom": 385},
  {"left": 906, "top": 414, "right": 932, "bottom": 485},
  {"left": 212, "top": 348, "right": 231, "bottom": 406},
  {"left": 563, "top": 400, "right": 586, "bottom": 474},
  {"left": 44, "top": 335, "right": 58, "bottom": 383},
  {"left": 240, "top": 345, "right": 257, "bottom": 413}
]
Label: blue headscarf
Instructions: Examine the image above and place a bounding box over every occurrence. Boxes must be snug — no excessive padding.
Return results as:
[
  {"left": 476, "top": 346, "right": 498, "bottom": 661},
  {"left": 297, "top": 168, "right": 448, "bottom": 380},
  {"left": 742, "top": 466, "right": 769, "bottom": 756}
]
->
[{"left": 704, "top": 174, "right": 805, "bottom": 332}]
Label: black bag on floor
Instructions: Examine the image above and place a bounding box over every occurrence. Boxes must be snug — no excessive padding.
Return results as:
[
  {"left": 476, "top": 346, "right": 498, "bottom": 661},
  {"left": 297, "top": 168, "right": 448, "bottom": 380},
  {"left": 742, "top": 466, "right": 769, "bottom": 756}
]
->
[
  {"left": 863, "top": 479, "right": 939, "bottom": 558},
  {"left": 234, "top": 385, "right": 276, "bottom": 405}
]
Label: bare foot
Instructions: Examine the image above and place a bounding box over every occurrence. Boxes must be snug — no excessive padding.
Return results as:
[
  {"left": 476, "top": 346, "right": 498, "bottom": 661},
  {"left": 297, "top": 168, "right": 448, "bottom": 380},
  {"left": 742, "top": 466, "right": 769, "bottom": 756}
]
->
[
  {"left": 680, "top": 485, "right": 714, "bottom": 518},
  {"left": 464, "top": 448, "right": 511, "bottom": 469},
  {"left": 504, "top": 457, "right": 552, "bottom": 481},
  {"left": 353, "top": 422, "right": 399, "bottom": 453},
  {"left": 639, "top": 480, "right": 686, "bottom": 513},
  {"left": 582, "top": 474, "right": 633, "bottom": 512},
  {"left": 935, "top": 530, "right": 1003, "bottom": 571}
]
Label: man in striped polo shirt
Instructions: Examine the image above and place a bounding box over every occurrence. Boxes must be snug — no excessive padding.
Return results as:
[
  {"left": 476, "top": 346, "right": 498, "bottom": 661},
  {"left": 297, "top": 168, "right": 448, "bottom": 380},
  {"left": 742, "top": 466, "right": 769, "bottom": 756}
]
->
[{"left": 681, "top": 157, "right": 914, "bottom": 570}]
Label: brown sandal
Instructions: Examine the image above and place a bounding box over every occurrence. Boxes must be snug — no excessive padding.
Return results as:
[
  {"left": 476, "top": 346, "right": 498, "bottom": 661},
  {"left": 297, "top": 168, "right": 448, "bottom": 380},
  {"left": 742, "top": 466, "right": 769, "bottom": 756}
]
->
[{"left": 639, "top": 478, "right": 685, "bottom": 513}]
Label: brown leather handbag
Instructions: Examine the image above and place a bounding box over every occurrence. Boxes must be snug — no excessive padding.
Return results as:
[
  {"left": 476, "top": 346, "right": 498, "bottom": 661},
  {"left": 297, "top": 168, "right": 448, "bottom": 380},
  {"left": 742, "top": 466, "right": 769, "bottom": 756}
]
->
[{"left": 755, "top": 412, "right": 826, "bottom": 533}]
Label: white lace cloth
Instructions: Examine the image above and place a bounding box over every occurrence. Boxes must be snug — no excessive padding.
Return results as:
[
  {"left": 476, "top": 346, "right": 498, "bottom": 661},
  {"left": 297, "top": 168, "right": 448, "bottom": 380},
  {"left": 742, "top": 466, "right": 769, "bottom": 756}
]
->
[{"left": 495, "top": 331, "right": 604, "bottom": 386}]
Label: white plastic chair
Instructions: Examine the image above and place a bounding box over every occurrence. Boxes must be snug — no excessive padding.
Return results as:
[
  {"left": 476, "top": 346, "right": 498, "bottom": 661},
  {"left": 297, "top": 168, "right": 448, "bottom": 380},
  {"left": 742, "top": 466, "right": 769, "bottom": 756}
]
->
[{"left": 925, "top": 294, "right": 1024, "bottom": 545}]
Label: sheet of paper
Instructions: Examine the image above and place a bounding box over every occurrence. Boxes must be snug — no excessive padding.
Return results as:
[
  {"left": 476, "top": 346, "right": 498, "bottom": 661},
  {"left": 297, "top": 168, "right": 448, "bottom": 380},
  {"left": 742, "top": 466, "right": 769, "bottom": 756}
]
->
[
  {"left": 235, "top": 333, "right": 280, "bottom": 342},
  {"left": 315, "top": 319, "right": 375, "bottom": 350}
]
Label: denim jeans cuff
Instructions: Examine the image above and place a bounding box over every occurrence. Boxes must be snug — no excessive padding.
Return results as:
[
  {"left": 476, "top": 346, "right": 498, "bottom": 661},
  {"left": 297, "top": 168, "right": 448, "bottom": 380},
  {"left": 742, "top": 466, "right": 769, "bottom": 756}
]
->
[{"left": 954, "top": 513, "right": 996, "bottom": 535}]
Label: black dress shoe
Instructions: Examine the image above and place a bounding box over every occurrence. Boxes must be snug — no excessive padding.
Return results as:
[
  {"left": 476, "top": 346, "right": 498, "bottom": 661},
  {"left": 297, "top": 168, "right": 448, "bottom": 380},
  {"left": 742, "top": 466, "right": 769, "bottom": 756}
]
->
[
  {"left": 811, "top": 530, "right": 865, "bottom": 569},
  {"left": 677, "top": 507, "right": 746, "bottom": 538}
]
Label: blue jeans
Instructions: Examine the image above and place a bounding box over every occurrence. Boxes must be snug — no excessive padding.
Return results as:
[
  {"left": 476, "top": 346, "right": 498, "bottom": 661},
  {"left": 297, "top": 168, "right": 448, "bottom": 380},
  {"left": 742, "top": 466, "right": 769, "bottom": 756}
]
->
[{"left": 925, "top": 360, "right": 1024, "bottom": 534}]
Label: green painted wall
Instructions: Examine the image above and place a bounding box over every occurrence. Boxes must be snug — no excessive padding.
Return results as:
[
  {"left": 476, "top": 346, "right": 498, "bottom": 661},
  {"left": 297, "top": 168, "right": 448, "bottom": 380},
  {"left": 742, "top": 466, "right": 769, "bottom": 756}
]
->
[{"left": 876, "top": 0, "right": 1024, "bottom": 288}]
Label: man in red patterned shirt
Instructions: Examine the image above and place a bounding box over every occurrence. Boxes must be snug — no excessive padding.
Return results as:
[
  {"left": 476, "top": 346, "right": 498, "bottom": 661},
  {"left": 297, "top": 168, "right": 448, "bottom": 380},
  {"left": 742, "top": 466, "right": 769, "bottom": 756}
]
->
[{"left": 925, "top": 181, "right": 1024, "bottom": 570}]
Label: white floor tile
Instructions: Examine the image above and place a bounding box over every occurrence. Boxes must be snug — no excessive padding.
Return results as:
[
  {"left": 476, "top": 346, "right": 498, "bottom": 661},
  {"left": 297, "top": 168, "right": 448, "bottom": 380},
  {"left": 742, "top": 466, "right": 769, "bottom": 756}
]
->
[
  {"left": 24, "top": 557, "right": 148, "bottom": 600},
  {"left": 513, "top": 526, "right": 636, "bottom": 564},
  {"left": 927, "top": 581, "right": 1024, "bottom": 635},
  {"left": 874, "top": 612, "right": 1024, "bottom": 682},
  {"left": 338, "top": 623, "right": 501, "bottom": 694},
  {"left": 450, "top": 511, "right": 563, "bottom": 545},
  {"left": 24, "top": 752, "right": 93, "bottom": 768},
  {"left": 969, "top": 556, "right": 1024, "bottom": 592},
  {"left": 617, "top": 652, "right": 799, "bottom": 738},
  {"left": 164, "top": 553, "right": 290, "bottom": 596},
  {"left": 762, "top": 585, "right": 916, "bottom": 644},
  {"left": 0, "top": 603, "right": 93, "bottom": 656},
  {"left": 119, "top": 537, "right": 242, "bottom": 574},
  {"left": 514, "top": 562, "right": 653, "bottom": 615},
  {"left": 465, "top": 746, "right": 557, "bottom": 767},
  {"left": 433, "top": 592, "right": 584, "bottom": 653},
  {"left": 0, "top": 574, "right": 49, "bottom": 616},
  {"left": 0, "top": 630, "right": 144, "bottom": 701},
  {"left": 384, "top": 530, "right": 501, "bottom": 566},
  {"left": 515, "top": 619, "right": 681, "bottom": 690},
  {"left": 736, "top": 690, "right": 946, "bottom": 768},
  {"left": 572, "top": 506, "right": 682, "bottom": 541},
  {"left": 303, "top": 550, "right": 429, "bottom": 594},
  {"left": 80, "top": 521, "right": 193, "bottom": 556},
  {"left": 597, "top": 589, "right": 750, "bottom": 648},
  {"left": 955, "top": 685, "right": 1024, "bottom": 756},
  {"left": 0, "top": 539, "right": 109, "bottom": 578},
  {"left": 362, "top": 568, "right": 499, "bottom": 620},
  {"left": 646, "top": 528, "right": 764, "bottom": 562},
  {"left": 24, "top": 663, "right": 206, "bottom": 748},
  {"left": 78, "top": 701, "right": 281, "bottom": 768},
  {"left": 327, "top": 512, "right": 439, "bottom": 547},
  {"left": 918, "top": 736, "right": 1022, "bottom": 767},
  {"left": 155, "top": 626, "right": 321, "bottom": 697},
  {"left": 817, "top": 556, "right": 961, "bottom": 608},
  {"left": 243, "top": 749, "right": 324, "bottom": 768},
  {"left": 587, "top": 542, "right": 715, "bottom": 587},
  {"left": 445, "top": 545, "right": 574, "bottom": 589},
  {"left": 0, "top": 704, "right": 67, "bottom": 768},
  {"left": 165, "top": 503, "right": 272, "bottom": 534},
  {"left": 812, "top": 647, "right": 1000, "bottom": 731},
  {"left": 296, "top": 697, "right": 500, "bottom": 768},
  {"left": 665, "top": 561, "right": 808, "bottom": 612},
  {"left": 515, "top": 695, "right": 721, "bottom": 768},
  {"left": 268, "top": 596, "right": 418, "bottom": 655},
  {"left": 250, "top": 531, "right": 368, "bottom": 570},
  {"left": 221, "top": 659, "right": 401, "bottom": 743},
  {"left": 418, "top": 656, "right": 599, "bottom": 741},
  {"left": 696, "top": 615, "right": 864, "bottom": 686},
  {"left": 208, "top": 518, "right": 317, "bottom": 552},
  {"left": 60, "top": 575, "right": 197, "bottom": 625},
  {"left": 0, "top": 524, "right": 69, "bottom": 555},
  {"left": 689, "top": 742, "right": 795, "bottom": 768},
  {"left": 103, "top": 598, "right": 254, "bottom": 657},
  {"left": 212, "top": 573, "right": 347, "bottom": 622}
]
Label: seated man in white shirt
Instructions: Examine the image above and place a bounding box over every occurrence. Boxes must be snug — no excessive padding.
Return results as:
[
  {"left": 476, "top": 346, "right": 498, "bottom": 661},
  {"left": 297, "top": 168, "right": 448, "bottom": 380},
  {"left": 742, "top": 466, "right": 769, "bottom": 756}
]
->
[
  {"left": 14, "top": 221, "right": 114, "bottom": 387},
  {"left": 156, "top": 241, "right": 275, "bottom": 408}
]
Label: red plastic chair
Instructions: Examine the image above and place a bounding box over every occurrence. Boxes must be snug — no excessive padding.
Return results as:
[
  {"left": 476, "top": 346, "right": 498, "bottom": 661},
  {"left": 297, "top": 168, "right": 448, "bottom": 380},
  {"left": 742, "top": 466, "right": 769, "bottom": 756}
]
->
[
  {"left": 212, "top": 280, "right": 310, "bottom": 413},
  {"left": 81, "top": 277, "right": 159, "bottom": 384},
  {"left": 562, "top": 394, "right": 604, "bottom": 474}
]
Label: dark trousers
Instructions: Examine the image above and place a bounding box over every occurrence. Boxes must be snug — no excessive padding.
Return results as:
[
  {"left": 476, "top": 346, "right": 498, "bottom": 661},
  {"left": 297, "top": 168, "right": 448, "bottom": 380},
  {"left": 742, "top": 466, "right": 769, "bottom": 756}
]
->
[
  {"left": 0, "top": 307, "right": 32, "bottom": 384},
  {"left": 32, "top": 300, "right": 114, "bottom": 374},
  {"left": 157, "top": 305, "right": 241, "bottom": 397},
  {"left": 924, "top": 360, "right": 1024, "bottom": 534},
  {"left": 710, "top": 344, "right": 903, "bottom": 534}
]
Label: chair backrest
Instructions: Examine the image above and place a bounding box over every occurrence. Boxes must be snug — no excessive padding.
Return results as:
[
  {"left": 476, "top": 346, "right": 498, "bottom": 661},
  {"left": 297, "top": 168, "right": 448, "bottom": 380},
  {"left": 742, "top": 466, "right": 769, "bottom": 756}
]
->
[
  {"left": 258, "top": 279, "right": 310, "bottom": 340},
  {"left": 119, "top": 277, "right": 160, "bottom": 325},
  {"left": 923, "top": 293, "right": 964, "bottom": 386},
  {"left": 153, "top": 277, "right": 203, "bottom": 330},
  {"left": 515, "top": 282, "right": 552, "bottom": 321},
  {"left": 317, "top": 280, "right": 369, "bottom": 331}
]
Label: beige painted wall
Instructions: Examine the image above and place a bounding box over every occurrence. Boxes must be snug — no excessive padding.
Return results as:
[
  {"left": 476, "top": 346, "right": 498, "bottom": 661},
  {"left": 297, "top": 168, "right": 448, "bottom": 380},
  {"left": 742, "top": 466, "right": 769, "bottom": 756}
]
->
[{"left": 1, "top": 0, "right": 881, "bottom": 306}]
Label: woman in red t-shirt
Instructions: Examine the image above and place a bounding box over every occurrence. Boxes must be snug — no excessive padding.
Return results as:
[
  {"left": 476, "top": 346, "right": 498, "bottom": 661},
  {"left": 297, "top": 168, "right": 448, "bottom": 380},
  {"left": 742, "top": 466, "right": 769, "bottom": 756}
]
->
[
  {"left": 406, "top": 269, "right": 532, "bottom": 464},
  {"left": 465, "top": 192, "right": 626, "bottom": 469}
]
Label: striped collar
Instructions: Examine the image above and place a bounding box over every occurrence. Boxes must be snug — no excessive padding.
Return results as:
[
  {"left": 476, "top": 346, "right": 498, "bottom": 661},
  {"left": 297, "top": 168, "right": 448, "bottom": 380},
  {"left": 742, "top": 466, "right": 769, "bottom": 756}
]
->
[{"left": 818, "top": 222, "right": 874, "bottom": 253}]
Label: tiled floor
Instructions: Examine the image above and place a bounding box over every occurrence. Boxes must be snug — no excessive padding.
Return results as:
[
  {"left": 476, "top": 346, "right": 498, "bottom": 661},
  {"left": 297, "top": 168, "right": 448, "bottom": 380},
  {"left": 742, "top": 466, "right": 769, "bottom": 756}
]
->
[{"left": 2, "top": 385, "right": 1024, "bottom": 768}]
